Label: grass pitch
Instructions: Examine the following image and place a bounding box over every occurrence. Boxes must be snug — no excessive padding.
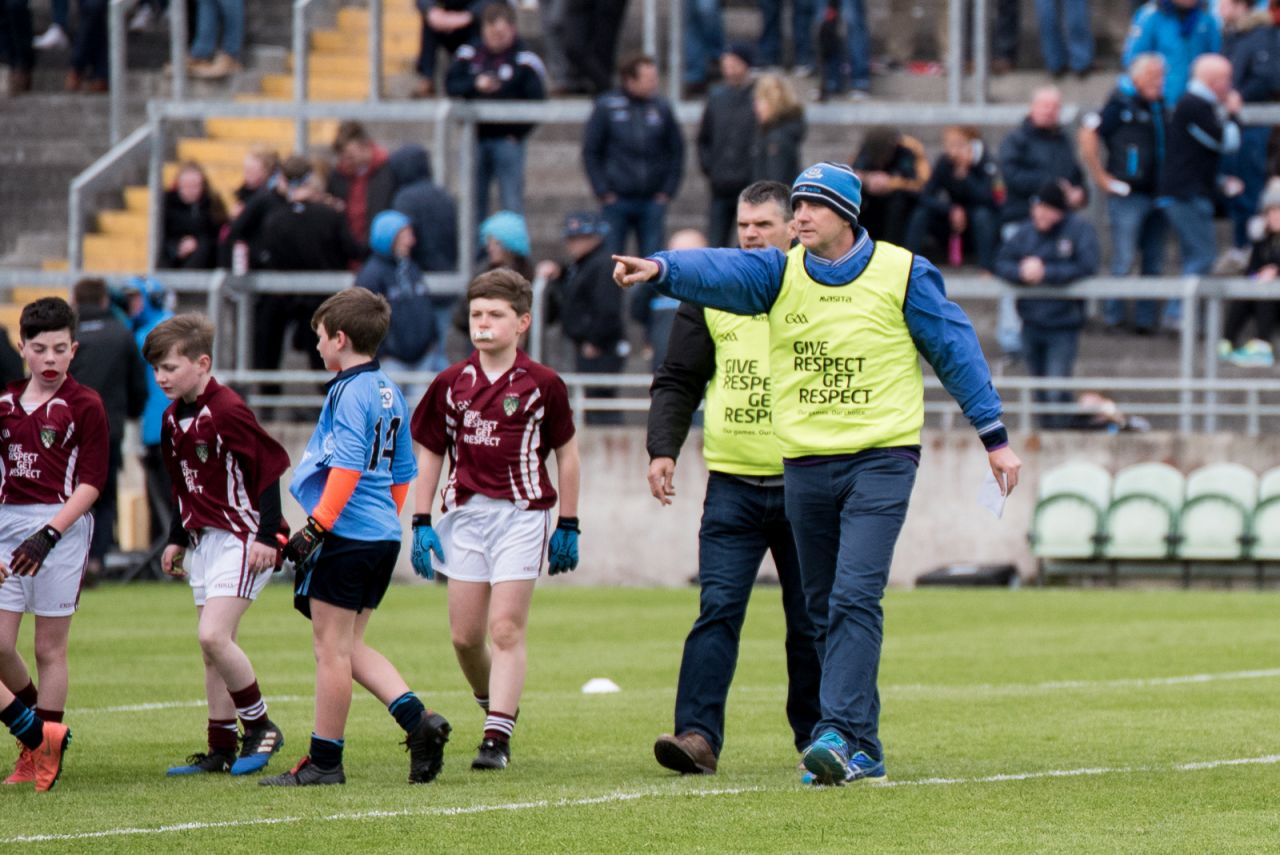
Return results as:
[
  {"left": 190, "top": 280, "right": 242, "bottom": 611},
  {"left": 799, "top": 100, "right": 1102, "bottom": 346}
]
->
[{"left": 2, "top": 581, "right": 1279, "bottom": 853}]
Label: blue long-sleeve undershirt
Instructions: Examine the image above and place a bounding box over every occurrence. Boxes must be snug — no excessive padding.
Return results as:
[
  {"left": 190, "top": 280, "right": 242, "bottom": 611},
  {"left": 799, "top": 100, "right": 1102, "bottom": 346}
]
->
[{"left": 649, "top": 230, "right": 1006, "bottom": 440}]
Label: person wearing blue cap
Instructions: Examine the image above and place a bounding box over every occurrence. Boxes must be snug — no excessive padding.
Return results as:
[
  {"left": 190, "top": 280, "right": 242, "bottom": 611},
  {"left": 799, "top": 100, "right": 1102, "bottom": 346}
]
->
[
  {"left": 536, "top": 211, "right": 625, "bottom": 425},
  {"left": 614, "top": 161, "right": 1022, "bottom": 786}
]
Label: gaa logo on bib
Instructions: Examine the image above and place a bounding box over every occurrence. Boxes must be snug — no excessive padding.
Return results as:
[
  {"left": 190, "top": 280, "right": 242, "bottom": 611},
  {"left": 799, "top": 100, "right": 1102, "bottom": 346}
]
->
[
  {"left": 503, "top": 394, "right": 519, "bottom": 416},
  {"left": 39, "top": 427, "right": 55, "bottom": 449},
  {"left": 195, "top": 442, "right": 209, "bottom": 463}
]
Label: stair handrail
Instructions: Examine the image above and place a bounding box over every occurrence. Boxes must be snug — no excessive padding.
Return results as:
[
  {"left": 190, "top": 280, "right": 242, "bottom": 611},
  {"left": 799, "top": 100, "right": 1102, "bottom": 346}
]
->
[
  {"left": 168, "top": 0, "right": 189, "bottom": 102},
  {"left": 108, "top": 0, "right": 129, "bottom": 145},
  {"left": 68, "top": 121, "right": 155, "bottom": 272}
]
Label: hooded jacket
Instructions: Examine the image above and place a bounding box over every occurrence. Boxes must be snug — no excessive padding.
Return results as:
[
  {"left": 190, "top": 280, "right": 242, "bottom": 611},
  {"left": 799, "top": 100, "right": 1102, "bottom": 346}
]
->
[
  {"left": 355, "top": 211, "right": 439, "bottom": 363},
  {"left": 997, "top": 118, "right": 1087, "bottom": 224},
  {"left": 1224, "top": 9, "right": 1280, "bottom": 103},
  {"left": 126, "top": 277, "right": 175, "bottom": 447},
  {"left": 697, "top": 79, "right": 757, "bottom": 195},
  {"left": 995, "top": 211, "right": 1101, "bottom": 329},
  {"left": 389, "top": 144, "right": 459, "bottom": 273}
]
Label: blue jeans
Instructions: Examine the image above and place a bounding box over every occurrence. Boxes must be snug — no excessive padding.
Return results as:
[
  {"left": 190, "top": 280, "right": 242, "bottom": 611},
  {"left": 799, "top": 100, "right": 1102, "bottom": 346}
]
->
[
  {"left": 757, "top": 0, "right": 816, "bottom": 68},
  {"left": 191, "top": 0, "right": 243, "bottom": 60},
  {"left": 475, "top": 136, "right": 526, "bottom": 224},
  {"left": 72, "top": 0, "right": 108, "bottom": 79},
  {"left": 674, "top": 474, "right": 822, "bottom": 755},
  {"left": 783, "top": 454, "right": 917, "bottom": 761},
  {"left": 1161, "top": 195, "right": 1217, "bottom": 325},
  {"left": 683, "top": 0, "right": 724, "bottom": 85},
  {"left": 817, "top": 0, "right": 869, "bottom": 94},
  {"left": 1224, "top": 125, "right": 1269, "bottom": 249},
  {"left": 1034, "top": 0, "right": 1092, "bottom": 73},
  {"left": 604, "top": 197, "right": 667, "bottom": 258},
  {"left": 903, "top": 204, "right": 999, "bottom": 271},
  {"left": 1021, "top": 323, "right": 1079, "bottom": 429},
  {"left": 1103, "top": 193, "right": 1165, "bottom": 330}
]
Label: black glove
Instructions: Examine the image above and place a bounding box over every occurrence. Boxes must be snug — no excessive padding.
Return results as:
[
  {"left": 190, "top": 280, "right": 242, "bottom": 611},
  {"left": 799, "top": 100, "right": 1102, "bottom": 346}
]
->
[
  {"left": 11, "top": 525, "right": 61, "bottom": 577},
  {"left": 283, "top": 516, "right": 326, "bottom": 565}
]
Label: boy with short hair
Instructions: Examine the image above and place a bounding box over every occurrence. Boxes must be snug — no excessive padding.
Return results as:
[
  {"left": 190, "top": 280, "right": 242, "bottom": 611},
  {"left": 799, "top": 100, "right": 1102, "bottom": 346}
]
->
[
  {"left": 411, "top": 268, "right": 581, "bottom": 771},
  {"left": 264, "top": 287, "right": 450, "bottom": 787},
  {"left": 0, "top": 297, "right": 105, "bottom": 788},
  {"left": 143, "top": 314, "right": 290, "bottom": 777}
]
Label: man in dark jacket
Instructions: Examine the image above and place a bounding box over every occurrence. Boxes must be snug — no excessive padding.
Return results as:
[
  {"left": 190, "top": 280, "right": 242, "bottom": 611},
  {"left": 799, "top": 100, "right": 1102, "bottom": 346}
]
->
[
  {"left": 582, "top": 53, "right": 685, "bottom": 258},
  {"left": 1159, "top": 53, "right": 1242, "bottom": 328},
  {"left": 696, "top": 43, "right": 757, "bottom": 248},
  {"left": 904, "top": 125, "right": 999, "bottom": 269},
  {"left": 645, "top": 179, "right": 819, "bottom": 776},
  {"left": 995, "top": 182, "right": 1100, "bottom": 429},
  {"left": 445, "top": 1, "right": 547, "bottom": 224},
  {"left": 390, "top": 144, "right": 459, "bottom": 273},
  {"left": 326, "top": 120, "right": 397, "bottom": 247},
  {"left": 997, "top": 85, "right": 1088, "bottom": 358},
  {"left": 70, "top": 277, "right": 148, "bottom": 577},
  {"left": 1079, "top": 52, "right": 1168, "bottom": 333},
  {"left": 1221, "top": 0, "right": 1279, "bottom": 250},
  {"left": 537, "top": 211, "right": 625, "bottom": 424}
]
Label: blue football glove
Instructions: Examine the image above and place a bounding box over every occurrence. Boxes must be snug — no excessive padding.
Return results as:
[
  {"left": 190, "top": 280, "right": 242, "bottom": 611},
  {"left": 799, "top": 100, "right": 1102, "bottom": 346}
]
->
[
  {"left": 411, "top": 514, "right": 445, "bottom": 580},
  {"left": 547, "top": 517, "right": 580, "bottom": 575}
]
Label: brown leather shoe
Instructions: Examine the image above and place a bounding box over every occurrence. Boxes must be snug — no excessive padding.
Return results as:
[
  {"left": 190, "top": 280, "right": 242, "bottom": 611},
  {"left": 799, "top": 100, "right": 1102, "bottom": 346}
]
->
[
  {"left": 8, "top": 68, "right": 33, "bottom": 96},
  {"left": 654, "top": 731, "right": 717, "bottom": 774}
]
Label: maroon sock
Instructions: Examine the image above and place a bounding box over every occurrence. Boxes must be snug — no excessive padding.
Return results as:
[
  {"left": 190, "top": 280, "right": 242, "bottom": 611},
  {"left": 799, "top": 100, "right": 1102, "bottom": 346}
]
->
[
  {"left": 34, "top": 707, "right": 62, "bottom": 724},
  {"left": 483, "top": 711, "right": 516, "bottom": 743},
  {"left": 228, "top": 680, "right": 268, "bottom": 729},
  {"left": 208, "top": 718, "right": 238, "bottom": 753},
  {"left": 15, "top": 681, "right": 36, "bottom": 709}
]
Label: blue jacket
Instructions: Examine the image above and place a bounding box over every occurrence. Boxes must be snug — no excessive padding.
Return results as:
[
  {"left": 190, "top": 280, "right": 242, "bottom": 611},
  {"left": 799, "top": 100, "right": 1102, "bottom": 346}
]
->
[
  {"left": 582, "top": 90, "right": 685, "bottom": 200},
  {"left": 648, "top": 232, "right": 1006, "bottom": 442},
  {"left": 994, "top": 213, "right": 1101, "bottom": 329},
  {"left": 127, "top": 278, "right": 174, "bottom": 447},
  {"left": 1123, "top": 1, "right": 1221, "bottom": 103},
  {"left": 356, "top": 213, "right": 438, "bottom": 363}
]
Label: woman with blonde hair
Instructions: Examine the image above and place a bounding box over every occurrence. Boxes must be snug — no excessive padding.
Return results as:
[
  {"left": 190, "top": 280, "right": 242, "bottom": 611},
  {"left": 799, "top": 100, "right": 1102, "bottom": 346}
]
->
[{"left": 752, "top": 73, "right": 807, "bottom": 183}]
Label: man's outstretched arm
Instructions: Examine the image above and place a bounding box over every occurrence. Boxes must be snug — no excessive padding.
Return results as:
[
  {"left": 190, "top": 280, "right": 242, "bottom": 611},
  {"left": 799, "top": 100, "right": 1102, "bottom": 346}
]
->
[{"left": 613, "top": 247, "right": 788, "bottom": 316}]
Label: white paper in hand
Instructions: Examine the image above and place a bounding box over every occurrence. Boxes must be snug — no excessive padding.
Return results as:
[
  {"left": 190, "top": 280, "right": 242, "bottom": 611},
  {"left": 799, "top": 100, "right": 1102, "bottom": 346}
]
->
[{"left": 978, "top": 469, "right": 1007, "bottom": 519}]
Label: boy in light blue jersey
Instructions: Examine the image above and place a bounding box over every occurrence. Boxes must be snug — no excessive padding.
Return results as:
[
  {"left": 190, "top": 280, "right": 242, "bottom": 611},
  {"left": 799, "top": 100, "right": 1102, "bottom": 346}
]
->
[{"left": 262, "top": 287, "right": 450, "bottom": 788}]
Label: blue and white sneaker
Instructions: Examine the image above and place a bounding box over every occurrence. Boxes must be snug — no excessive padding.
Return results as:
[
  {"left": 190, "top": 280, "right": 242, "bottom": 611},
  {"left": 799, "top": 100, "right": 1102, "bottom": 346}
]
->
[
  {"left": 231, "top": 721, "right": 283, "bottom": 775},
  {"left": 166, "top": 749, "right": 234, "bottom": 776},
  {"left": 801, "top": 732, "right": 851, "bottom": 785},
  {"left": 800, "top": 749, "right": 887, "bottom": 786}
]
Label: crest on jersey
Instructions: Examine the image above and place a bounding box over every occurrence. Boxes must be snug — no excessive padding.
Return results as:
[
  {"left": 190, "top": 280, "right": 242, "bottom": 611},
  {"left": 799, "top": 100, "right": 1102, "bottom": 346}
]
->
[
  {"left": 39, "top": 427, "right": 55, "bottom": 449},
  {"left": 195, "top": 441, "right": 209, "bottom": 463},
  {"left": 503, "top": 394, "right": 519, "bottom": 416}
]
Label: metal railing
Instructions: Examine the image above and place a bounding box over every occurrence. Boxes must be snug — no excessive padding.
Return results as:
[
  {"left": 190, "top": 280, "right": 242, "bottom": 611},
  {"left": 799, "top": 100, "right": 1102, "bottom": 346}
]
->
[
  {"left": 292, "top": 0, "right": 319, "bottom": 153},
  {"left": 68, "top": 122, "right": 155, "bottom": 271}
]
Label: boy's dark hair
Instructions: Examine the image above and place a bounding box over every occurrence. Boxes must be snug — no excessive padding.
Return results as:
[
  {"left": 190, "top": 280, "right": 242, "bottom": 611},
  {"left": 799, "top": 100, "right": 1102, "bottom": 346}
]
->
[
  {"left": 481, "top": 0, "right": 516, "bottom": 26},
  {"left": 72, "top": 277, "right": 109, "bottom": 307},
  {"left": 739, "top": 180, "right": 792, "bottom": 217},
  {"left": 467, "top": 268, "right": 532, "bottom": 316},
  {"left": 619, "top": 52, "right": 656, "bottom": 81},
  {"left": 143, "top": 314, "right": 215, "bottom": 365},
  {"left": 312, "top": 287, "right": 391, "bottom": 356},
  {"left": 19, "top": 297, "right": 77, "bottom": 343},
  {"left": 332, "top": 120, "right": 371, "bottom": 154}
]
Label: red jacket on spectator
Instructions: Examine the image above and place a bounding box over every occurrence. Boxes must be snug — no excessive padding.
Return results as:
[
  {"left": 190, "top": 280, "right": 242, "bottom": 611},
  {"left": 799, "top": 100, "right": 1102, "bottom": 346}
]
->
[{"left": 327, "top": 144, "right": 394, "bottom": 245}]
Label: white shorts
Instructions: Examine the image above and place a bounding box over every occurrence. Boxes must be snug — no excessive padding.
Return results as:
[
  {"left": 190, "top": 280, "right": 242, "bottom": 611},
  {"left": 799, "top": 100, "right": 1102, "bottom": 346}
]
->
[
  {"left": 436, "top": 495, "right": 550, "bottom": 585},
  {"left": 187, "top": 528, "right": 271, "bottom": 606},
  {"left": 0, "top": 504, "right": 92, "bottom": 618}
]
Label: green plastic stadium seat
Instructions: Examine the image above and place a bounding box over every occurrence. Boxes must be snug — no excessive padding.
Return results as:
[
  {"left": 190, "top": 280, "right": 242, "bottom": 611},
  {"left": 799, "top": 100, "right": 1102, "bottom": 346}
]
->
[
  {"left": 1030, "top": 462, "right": 1111, "bottom": 559},
  {"left": 1102, "top": 463, "right": 1184, "bottom": 559},
  {"left": 1250, "top": 467, "right": 1280, "bottom": 561},
  {"left": 1176, "top": 463, "right": 1259, "bottom": 560}
]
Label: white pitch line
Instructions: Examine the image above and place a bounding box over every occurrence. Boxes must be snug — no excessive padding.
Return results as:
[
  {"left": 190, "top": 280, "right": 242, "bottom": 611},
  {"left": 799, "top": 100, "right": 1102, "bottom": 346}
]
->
[
  {"left": 5, "top": 756, "right": 1279, "bottom": 845},
  {"left": 66, "top": 668, "right": 1280, "bottom": 716}
]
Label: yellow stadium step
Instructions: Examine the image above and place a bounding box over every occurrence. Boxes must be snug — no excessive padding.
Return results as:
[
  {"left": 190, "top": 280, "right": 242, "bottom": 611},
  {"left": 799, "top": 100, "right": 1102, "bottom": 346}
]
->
[
  {"left": 204, "top": 117, "right": 338, "bottom": 146},
  {"left": 97, "top": 210, "right": 149, "bottom": 239},
  {"left": 124, "top": 186, "right": 150, "bottom": 213},
  {"left": 335, "top": 6, "right": 422, "bottom": 33},
  {"left": 42, "top": 258, "right": 70, "bottom": 272},
  {"left": 11, "top": 286, "right": 68, "bottom": 304},
  {"left": 311, "top": 28, "right": 419, "bottom": 54},
  {"left": 175, "top": 137, "right": 262, "bottom": 167},
  {"left": 260, "top": 73, "right": 371, "bottom": 101},
  {"left": 290, "top": 52, "right": 413, "bottom": 77},
  {"left": 83, "top": 235, "right": 148, "bottom": 273},
  {"left": 0, "top": 305, "right": 25, "bottom": 334}
]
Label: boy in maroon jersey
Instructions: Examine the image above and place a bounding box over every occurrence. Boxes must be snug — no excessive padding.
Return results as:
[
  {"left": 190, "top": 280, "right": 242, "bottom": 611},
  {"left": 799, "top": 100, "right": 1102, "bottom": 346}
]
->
[
  {"left": 411, "top": 268, "right": 581, "bottom": 771},
  {"left": 143, "top": 314, "right": 291, "bottom": 778},
  {"left": 0, "top": 297, "right": 105, "bottom": 787}
]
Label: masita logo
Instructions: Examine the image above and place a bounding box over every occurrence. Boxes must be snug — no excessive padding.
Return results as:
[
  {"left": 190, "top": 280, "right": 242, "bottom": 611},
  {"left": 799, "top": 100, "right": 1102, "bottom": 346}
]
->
[{"left": 784, "top": 312, "right": 809, "bottom": 325}]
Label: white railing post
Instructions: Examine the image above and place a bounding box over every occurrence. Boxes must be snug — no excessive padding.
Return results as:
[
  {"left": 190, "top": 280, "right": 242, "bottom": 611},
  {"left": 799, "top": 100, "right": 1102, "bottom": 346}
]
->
[
  {"left": 169, "top": 0, "right": 188, "bottom": 100},
  {"left": 292, "top": 0, "right": 313, "bottom": 154},
  {"left": 369, "top": 0, "right": 383, "bottom": 102},
  {"left": 109, "top": 0, "right": 128, "bottom": 145},
  {"left": 947, "top": 0, "right": 963, "bottom": 105}
]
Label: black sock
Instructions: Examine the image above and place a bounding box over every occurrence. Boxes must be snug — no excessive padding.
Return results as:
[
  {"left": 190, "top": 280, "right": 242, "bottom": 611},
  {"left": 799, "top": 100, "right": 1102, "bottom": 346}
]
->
[
  {"left": 309, "top": 733, "right": 344, "bottom": 769},
  {"left": 387, "top": 691, "right": 425, "bottom": 734},
  {"left": 1, "top": 700, "right": 43, "bottom": 750}
]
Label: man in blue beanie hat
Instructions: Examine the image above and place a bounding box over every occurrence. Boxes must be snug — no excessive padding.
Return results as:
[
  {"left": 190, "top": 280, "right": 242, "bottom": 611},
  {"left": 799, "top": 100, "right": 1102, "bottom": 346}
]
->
[{"left": 613, "top": 162, "right": 1022, "bottom": 785}]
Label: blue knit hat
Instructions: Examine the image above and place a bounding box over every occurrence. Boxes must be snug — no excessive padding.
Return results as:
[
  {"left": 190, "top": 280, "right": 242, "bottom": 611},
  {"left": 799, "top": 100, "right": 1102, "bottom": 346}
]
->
[
  {"left": 369, "top": 210, "right": 412, "bottom": 258},
  {"left": 479, "top": 210, "right": 531, "bottom": 257},
  {"left": 790, "top": 162, "right": 862, "bottom": 225}
]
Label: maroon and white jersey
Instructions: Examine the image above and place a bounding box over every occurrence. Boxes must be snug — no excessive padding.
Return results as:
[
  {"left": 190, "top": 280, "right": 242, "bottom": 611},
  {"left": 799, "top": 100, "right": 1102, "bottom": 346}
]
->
[
  {"left": 412, "top": 350, "right": 575, "bottom": 512},
  {"left": 0, "top": 376, "right": 109, "bottom": 505},
  {"left": 161, "top": 378, "right": 290, "bottom": 538}
]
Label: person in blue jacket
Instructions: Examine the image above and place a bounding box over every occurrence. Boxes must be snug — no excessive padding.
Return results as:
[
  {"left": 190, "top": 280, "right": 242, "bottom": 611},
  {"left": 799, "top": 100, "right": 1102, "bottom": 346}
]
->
[
  {"left": 1123, "top": 0, "right": 1221, "bottom": 103},
  {"left": 122, "top": 276, "right": 175, "bottom": 543},
  {"left": 613, "top": 162, "right": 1022, "bottom": 787}
]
